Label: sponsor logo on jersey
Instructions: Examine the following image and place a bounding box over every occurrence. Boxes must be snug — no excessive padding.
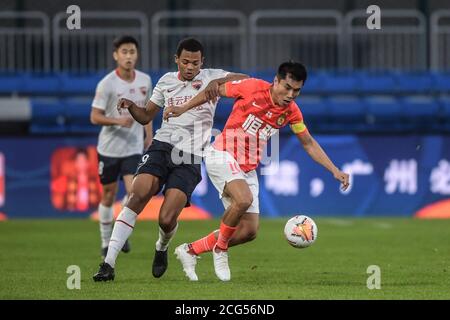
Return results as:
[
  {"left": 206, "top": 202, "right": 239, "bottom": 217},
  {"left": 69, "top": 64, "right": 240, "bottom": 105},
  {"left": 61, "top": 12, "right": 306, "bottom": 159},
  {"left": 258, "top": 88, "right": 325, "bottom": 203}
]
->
[
  {"left": 168, "top": 95, "right": 193, "bottom": 106},
  {"left": 192, "top": 80, "right": 203, "bottom": 90},
  {"left": 140, "top": 86, "right": 147, "bottom": 96}
]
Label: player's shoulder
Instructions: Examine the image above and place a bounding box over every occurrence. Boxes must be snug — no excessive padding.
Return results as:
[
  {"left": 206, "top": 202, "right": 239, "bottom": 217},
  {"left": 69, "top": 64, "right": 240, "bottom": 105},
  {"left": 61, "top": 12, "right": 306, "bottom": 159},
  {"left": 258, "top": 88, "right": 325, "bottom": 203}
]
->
[
  {"left": 288, "top": 100, "right": 303, "bottom": 119},
  {"left": 96, "top": 70, "right": 116, "bottom": 88},
  {"left": 200, "top": 68, "right": 228, "bottom": 77},
  {"left": 99, "top": 70, "right": 116, "bottom": 82},
  {"left": 251, "top": 78, "right": 270, "bottom": 87},
  {"left": 134, "top": 69, "right": 151, "bottom": 82},
  {"left": 235, "top": 78, "right": 270, "bottom": 91},
  {"left": 289, "top": 100, "right": 301, "bottom": 110},
  {"left": 159, "top": 71, "right": 178, "bottom": 80},
  {"left": 288, "top": 99, "right": 301, "bottom": 110},
  {"left": 155, "top": 71, "right": 178, "bottom": 86}
]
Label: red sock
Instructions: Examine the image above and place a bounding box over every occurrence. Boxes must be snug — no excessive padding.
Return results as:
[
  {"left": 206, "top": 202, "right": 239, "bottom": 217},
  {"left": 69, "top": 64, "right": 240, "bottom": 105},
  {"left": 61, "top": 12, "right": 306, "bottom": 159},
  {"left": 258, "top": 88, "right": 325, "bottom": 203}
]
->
[
  {"left": 189, "top": 230, "right": 218, "bottom": 255},
  {"left": 215, "top": 221, "right": 237, "bottom": 251}
]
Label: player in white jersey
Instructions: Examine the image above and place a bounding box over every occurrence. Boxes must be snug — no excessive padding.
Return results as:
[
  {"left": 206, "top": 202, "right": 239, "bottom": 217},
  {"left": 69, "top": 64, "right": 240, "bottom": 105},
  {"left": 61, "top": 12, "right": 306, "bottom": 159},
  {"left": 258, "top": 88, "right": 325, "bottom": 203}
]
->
[
  {"left": 90, "top": 36, "right": 153, "bottom": 259},
  {"left": 93, "top": 38, "right": 248, "bottom": 281}
]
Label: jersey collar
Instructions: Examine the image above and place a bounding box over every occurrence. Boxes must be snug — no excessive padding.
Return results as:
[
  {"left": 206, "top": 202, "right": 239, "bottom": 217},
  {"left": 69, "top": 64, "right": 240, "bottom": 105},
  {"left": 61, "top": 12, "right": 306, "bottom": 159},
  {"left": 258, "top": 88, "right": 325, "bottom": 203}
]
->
[{"left": 115, "top": 68, "right": 136, "bottom": 83}]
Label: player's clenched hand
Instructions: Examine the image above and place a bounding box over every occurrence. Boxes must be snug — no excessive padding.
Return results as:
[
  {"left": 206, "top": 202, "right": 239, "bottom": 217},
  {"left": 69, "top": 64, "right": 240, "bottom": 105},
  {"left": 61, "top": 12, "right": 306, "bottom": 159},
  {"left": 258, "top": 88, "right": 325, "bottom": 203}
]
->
[
  {"left": 117, "top": 98, "right": 135, "bottom": 115},
  {"left": 116, "top": 117, "right": 134, "bottom": 128},
  {"left": 334, "top": 170, "right": 350, "bottom": 191},
  {"left": 163, "top": 105, "right": 186, "bottom": 121},
  {"left": 204, "top": 80, "right": 219, "bottom": 104}
]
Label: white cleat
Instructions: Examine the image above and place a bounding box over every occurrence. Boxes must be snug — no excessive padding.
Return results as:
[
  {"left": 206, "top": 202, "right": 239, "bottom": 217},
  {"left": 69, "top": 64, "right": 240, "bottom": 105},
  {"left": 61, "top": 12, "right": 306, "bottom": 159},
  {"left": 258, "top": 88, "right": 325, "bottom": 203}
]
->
[
  {"left": 213, "top": 245, "right": 231, "bottom": 281},
  {"left": 174, "top": 243, "right": 199, "bottom": 281}
]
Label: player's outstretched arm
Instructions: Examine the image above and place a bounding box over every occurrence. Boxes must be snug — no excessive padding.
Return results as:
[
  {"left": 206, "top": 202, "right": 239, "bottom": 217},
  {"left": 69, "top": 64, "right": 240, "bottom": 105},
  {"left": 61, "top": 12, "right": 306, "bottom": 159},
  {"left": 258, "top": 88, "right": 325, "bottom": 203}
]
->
[
  {"left": 91, "top": 107, "right": 133, "bottom": 128},
  {"left": 144, "top": 121, "right": 153, "bottom": 150},
  {"left": 204, "top": 73, "right": 249, "bottom": 103},
  {"left": 163, "top": 82, "right": 231, "bottom": 121},
  {"left": 296, "top": 130, "right": 350, "bottom": 191},
  {"left": 117, "top": 98, "right": 160, "bottom": 125},
  {"left": 163, "top": 72, "right": 248, "bottom": 121}
]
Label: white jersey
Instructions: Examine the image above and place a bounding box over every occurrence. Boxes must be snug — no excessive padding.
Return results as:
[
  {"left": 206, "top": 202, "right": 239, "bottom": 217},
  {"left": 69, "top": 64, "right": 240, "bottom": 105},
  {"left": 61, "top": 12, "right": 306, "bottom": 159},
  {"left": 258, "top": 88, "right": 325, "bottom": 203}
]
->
[
  {"left": 150, "top": 69, "right": 229, "bottom": 156},
  {"left": 92, "top": 69, "right": 152, "bottom": 157}
]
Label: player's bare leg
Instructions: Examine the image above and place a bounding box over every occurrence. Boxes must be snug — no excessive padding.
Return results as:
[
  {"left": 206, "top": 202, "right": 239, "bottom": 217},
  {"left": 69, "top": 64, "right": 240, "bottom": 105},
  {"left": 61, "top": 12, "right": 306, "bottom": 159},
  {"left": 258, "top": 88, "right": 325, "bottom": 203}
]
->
[
  {"left": 227, "top": 213, "right": 259, "bottom": 246},
  {"left": 188, "top": 213, "right": 258, "bottom": 250},
  {"left": 175, "top": 180, "right": 253, "bottom": 281},
  {"left": 220, "top": 180, "right": 253, "bottom": 227},
  {"left": 122, "top": 174, "right": 134, "bottom": 199},
  {"left": 98, "top": 182, "right": 118, "bottom": 258},
  {"left": 119, "top": 174, "right": 135, "bottom": 253},
  {"left": 152, "top": 188, "right": 187, "bottom": 278},
  {"left": 93, "top": 173, "right": 160, "bottom": 282},
  {"left": 215, "top": 179, "right": 253, "bottom": 281},
  {"left": 178, "top": 213, "right": 258, "bottom": 278},
  {"left": 188, "top": 213, "right": 258, "bottom": 255},
  {"left": 175, "top": 205, "right": 257, "bottom": 282}
]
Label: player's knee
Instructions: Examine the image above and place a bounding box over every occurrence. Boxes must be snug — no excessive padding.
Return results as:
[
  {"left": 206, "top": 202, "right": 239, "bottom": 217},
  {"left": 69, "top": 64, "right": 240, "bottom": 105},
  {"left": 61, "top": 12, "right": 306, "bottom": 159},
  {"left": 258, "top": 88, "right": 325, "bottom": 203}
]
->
[
  {"left": 101, "top": 188, "right": 116, "bottom": 206},
  {"left": 101, "top": 197, "right": 115, "bottom": 207},
  {"left": 126, "top": 191, "right": 149, "bottom": 213},
  {"left": 234, "top": 196, "right": 253, "bottom": 212},
  {"left": 158, "top": 214, "right": 177, "bottom": 232}
]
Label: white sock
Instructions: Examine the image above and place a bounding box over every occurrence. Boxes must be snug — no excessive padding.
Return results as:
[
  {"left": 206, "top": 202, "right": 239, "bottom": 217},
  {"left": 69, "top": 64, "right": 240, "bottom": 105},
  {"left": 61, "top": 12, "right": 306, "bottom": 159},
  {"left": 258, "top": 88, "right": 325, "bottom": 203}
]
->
[
  {"left": 105, "top": 207, "right": 137, "bottom": 267},
  {"left": 99, "top": 204, "right": 114, "bottom": 248},
  {"left": 156, "top": 223, "right": 179, "bottom": 251}
]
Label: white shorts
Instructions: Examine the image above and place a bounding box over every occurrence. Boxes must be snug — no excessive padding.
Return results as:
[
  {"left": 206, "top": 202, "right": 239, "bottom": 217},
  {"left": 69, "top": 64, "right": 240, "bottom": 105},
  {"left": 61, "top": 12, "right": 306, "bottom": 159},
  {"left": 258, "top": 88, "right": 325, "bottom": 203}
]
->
[{"left": 204, "top": 146, "right": 259, "bottom": 214}]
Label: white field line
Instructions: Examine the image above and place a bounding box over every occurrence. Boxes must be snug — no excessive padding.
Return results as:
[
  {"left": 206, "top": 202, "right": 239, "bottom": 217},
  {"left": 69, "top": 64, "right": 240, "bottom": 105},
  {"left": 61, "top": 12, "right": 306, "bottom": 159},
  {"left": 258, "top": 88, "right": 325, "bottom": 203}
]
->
[{"left": 322, "top": 218, "right": 354, "bottom": 227}]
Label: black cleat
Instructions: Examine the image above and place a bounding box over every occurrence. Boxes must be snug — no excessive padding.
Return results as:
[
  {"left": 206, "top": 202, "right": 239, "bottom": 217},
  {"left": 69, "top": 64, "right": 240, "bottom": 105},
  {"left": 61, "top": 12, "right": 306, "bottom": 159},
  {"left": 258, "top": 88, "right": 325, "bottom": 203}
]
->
[
  {"left": 152, "top": 249, "right": 168, "bottom": 278},
  {"left": 101, "top": 247, "right": 108, "bottom": 259},
  {"left": 121, "top": 240, "right": 131, "bottom": 253},
  {"left": 93, "top": 262, "right": 115, "bottom": 282}
]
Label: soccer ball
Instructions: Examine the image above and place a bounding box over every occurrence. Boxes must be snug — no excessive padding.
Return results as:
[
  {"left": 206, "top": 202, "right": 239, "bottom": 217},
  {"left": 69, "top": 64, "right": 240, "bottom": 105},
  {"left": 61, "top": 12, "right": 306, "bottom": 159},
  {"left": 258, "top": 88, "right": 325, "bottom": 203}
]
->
[{"left": 284, "top": 215, "right": 318, "bottom": 248}]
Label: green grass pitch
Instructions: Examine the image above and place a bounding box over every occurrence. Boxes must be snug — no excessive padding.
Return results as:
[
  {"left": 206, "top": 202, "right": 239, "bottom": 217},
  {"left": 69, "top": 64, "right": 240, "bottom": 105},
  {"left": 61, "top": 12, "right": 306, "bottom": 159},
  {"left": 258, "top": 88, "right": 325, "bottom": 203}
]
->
[{"left": 0, "top": 218, "right": 449, "bottom": 299}]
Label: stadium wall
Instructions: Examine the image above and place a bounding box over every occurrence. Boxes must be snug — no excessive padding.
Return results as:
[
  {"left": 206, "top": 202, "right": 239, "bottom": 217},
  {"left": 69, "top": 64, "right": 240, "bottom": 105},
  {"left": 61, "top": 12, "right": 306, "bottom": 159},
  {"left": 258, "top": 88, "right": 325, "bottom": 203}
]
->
[
  {"left": 1, "top": 134, "right": 449, "bottom": 219},
  {"left": 1, "top": 0, "right": 449, "bottom": 15}
]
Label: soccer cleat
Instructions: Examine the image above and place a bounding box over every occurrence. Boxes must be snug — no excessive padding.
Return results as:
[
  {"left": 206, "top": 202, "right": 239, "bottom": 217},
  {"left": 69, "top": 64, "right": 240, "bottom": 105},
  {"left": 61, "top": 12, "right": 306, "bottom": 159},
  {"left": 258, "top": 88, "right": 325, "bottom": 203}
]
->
[
  {"left": 152, "top": 249, "right": 168, "bottom": 278},
  {"left": 213, "top": 245, "right": 231, "bottom": 281},
  {"left": 121, "top": 239, "right": 131, "bottom": 253},
  {"left": 174, "top": 243, "right": 199, "bottom": 281},
  {"left": 101, "top": 247, "right": 108, "bottom": 259},
  {"left": 93, "top": 262, "right": 115, "bottom": 282}
]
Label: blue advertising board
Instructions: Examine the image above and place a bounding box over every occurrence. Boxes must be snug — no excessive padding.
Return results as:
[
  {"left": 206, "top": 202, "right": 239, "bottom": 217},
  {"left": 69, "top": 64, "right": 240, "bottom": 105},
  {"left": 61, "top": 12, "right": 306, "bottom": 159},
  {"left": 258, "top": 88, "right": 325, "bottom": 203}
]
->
[{"left": 0, "top": 135, "right": 449, "bottom": 218}]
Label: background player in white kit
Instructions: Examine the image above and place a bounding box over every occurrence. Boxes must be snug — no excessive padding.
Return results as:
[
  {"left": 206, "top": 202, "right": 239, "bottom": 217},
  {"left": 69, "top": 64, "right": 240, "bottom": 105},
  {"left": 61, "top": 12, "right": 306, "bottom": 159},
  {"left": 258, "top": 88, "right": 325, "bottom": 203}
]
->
[
  {"left": 93, "top": 38, "right": 248, "bottom": 281},
  {"left": 90, "top": 36, "right": 153, "bottom": 259}
]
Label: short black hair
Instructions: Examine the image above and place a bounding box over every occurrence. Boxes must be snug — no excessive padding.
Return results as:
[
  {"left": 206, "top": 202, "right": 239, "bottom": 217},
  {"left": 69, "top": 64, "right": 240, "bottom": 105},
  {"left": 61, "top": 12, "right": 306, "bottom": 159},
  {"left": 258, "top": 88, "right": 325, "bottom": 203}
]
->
[
  {"left": 113, "top": 35, "right": 139, "bottom": 51},
  {"left": 176, "top": 37, "right": 204, "bottom": 57},
  {"left": 277, "top": 61, "right": 307, "bottom": 83}
]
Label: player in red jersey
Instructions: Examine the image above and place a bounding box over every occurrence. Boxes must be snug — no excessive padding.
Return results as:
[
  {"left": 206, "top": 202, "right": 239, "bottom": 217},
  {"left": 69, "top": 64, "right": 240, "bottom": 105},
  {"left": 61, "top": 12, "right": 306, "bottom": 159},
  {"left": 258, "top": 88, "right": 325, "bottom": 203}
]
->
[{"left": 164, "top": 61, "right": 350, "bottom": 281}]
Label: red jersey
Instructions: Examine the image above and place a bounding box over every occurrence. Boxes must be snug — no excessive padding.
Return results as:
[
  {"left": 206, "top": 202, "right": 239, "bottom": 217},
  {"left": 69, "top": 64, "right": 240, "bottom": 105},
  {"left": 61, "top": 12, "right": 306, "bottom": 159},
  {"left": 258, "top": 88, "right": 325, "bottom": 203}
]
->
[{"left": 213, "top": 78, "right": 308, "bottom": 172}]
